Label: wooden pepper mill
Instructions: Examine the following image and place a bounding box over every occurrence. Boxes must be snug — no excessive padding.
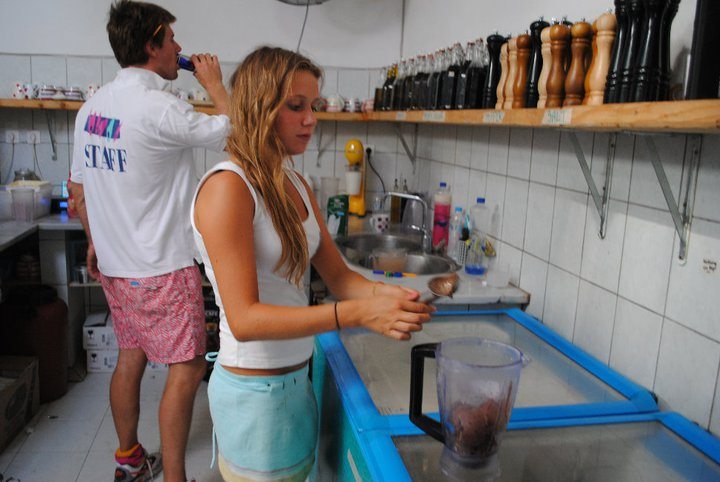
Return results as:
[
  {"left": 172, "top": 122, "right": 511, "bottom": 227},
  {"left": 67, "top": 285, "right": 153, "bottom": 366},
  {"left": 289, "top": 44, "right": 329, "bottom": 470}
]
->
[
  {"left": 546, "top": 23, "right": 571, "bottom": 107},
  {"left": 496, "top": 41, "right": 510, "bottom": 109},
  {"left": 513, "top": 33, "right": 533, "bottom": 108},
  {"left": 503, "top": 37, "right": 519, "bottom": 109},
  {"left": 537, "top": 22, "right": 555, "bottom": 108},
  {"left": 584, "top": 12, "right": 617, "bottom": 105},
  {"left": 564, "top": 20, "right": 593, "bottom": 106}
]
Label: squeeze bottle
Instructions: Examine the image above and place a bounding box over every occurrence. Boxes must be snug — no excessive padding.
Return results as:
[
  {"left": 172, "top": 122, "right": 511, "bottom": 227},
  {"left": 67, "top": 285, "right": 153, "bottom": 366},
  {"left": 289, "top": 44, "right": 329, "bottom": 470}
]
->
[{"left": 432, "top": 182, "right": 452, "bottom": 253}]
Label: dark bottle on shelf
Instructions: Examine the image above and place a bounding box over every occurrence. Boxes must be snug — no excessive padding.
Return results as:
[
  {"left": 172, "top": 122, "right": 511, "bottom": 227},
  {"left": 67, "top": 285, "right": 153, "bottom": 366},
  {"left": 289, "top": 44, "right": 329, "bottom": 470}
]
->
[
  {"left": 391, "top": 60, "right": 406, "bottom": 110},
  {"left": 438, "top": 43, "right": 464, "bottom": 110},
  {"left": 632, "top": 0, "right": 665, "bottom": 102},
  {"left": 412, "top": 55, "right": 429, "bottom": 110},
  {"left": 402, "top": 58, "right": 417, "bottom": 110},
  {"left": 454, "top": 42, "right": 475, "bottom": 109},
  {"left": 373, "top": 67, "right": 386, "bottom": 111},
  {"left": 606, "top": 0, "right": 629, "bottom": 103},
  {"left": 526, "top": 18, "right": 550, "bottom": 107},
  {"left": 466, "top": 39, "right": 489, "bottom": 109},
  {"left": 618, "top": 0, "right": 645, "bottom": 102},
  {"left": 657, "top": 0, "right": 680, "bottom": 100},
  {"left": 428, "top": 49, "right": 446, "bottom": 109},
  {"left": 381, "top": 64, "right": 396, "bottom": 111},
  {"left": 482, "top": 33, "right": 507, "bottom": 108}
]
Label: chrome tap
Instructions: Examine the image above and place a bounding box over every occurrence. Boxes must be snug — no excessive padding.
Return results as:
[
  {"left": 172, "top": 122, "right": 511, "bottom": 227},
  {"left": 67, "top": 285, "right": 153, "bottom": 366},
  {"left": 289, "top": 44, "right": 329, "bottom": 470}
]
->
[{"left": 383, "top": 191, "right": 431, "bottom": 253}]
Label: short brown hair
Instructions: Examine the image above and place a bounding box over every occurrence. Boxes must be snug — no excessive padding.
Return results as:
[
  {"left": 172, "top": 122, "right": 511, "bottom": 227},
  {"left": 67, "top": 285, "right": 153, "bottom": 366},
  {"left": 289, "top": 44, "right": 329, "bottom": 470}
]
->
[{"left": 107, "top": 0, "right": 176, "bottom": 67}]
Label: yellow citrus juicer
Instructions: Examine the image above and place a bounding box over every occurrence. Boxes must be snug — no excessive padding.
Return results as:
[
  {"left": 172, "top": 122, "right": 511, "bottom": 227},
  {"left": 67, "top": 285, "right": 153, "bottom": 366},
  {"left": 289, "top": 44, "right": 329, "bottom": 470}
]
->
[{"left": 345, "top": 138, "right": 366, "bottom": 216}]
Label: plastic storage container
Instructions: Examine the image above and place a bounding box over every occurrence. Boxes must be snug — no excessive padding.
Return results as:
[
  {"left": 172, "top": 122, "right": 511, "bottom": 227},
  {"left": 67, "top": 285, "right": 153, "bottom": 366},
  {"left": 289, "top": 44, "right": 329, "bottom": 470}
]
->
[{"left": 7, "top": 181, "right": 52, "bottom": 220}]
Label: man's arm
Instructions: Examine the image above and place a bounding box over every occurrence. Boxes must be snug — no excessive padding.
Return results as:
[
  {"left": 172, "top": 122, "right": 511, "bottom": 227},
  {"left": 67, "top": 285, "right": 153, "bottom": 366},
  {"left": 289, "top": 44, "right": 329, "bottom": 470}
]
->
[
  {"left": 192, "top": 53, "right": 229, "bottom": 116},
  {"left": 68, "top": 181, "right": 99, "bottom": 279}
]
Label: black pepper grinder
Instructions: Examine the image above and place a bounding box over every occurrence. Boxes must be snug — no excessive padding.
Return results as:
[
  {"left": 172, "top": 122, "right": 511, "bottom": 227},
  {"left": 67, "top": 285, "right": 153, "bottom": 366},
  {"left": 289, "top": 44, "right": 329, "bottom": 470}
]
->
[
  {"left": 618, "top": 0, "right": 645, "bottom": 102},
  {"left": 657, "top": 0, "right": 680, "bottom": 100},
  {"left": 482, "top": 33, "right": 508, "bottom": 108},
  {"left": 526, "top": 17, "right": 551, "bottom": 107},
  {"left": 606, "top": 0, "right": 629, "bottom": 103},
  {"left": 632, "top": 0, "right": 665, "bottom": 102}
]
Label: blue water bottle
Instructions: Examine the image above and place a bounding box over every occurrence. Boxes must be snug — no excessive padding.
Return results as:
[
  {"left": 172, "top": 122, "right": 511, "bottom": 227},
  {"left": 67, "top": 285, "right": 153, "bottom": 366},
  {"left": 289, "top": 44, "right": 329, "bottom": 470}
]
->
[{"left": 177, "top": 54, "right": 195, "bottom": 72}]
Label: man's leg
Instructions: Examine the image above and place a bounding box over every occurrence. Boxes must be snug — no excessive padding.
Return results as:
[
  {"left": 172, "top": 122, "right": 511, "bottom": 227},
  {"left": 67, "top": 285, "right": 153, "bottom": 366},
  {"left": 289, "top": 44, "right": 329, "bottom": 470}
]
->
[
  {"left": 158, "top": 355, "right": 207, "bottom": 482},
  {"left": 110, "top": 348, "right": 147, "bottom": 450}
]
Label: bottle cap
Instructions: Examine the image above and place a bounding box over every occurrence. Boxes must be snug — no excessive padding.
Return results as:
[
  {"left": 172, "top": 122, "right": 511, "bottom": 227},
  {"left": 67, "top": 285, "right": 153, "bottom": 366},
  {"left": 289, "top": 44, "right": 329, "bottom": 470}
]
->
[
  {"left": 440, "top": 182, "right": 447, "bottom": 187},
  {"left": 455, "top": 206, "right": 463, "bottom": 212},
  {"left": 476, "top": 197, "right": 486, "bottom": 203}
]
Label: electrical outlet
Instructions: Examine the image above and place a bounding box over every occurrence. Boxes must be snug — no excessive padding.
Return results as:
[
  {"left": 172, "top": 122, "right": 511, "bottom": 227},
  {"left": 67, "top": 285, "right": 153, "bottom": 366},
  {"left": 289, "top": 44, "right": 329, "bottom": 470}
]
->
[
  {"left": 365, "top": 143, "right": 375, "bottom": 153},
  {"left": 5, "top": 130, "right": 20, "bottom": 144},
  {"left": 26, "top": 130, "right": 41, "bottom": 144}
]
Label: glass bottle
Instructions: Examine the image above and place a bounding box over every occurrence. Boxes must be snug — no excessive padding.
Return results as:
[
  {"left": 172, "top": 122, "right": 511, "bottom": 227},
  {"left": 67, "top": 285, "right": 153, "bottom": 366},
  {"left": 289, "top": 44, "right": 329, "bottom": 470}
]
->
[
  {"left": 454, "top": 42, "right": 475, "bottom": 109},
  {"left": 411, "top": 55, "right": 429, "bottom": 110},
  {"left": 438, "top": 43, "right": 463, "bottom": 110},
  {"left": 381, "top": 64, "right": 396, "bottom": 111},
  {"left": 428, "top": 49, "right": 445, "bottom": 110},
  {"left": 391, "top": 60, "right": 406, "bottom": 111},
  {"left": 373, "top": 67, "right": 387, "bottom": 111},
  {"left": 402, "top": 57, "right": 417, "bottom": 110}
]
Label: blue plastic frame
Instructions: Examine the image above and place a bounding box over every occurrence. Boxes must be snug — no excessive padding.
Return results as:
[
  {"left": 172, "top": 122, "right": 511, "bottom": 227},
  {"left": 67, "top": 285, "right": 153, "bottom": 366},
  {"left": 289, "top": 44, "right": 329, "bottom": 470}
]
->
[
  {"left": 316, "top": 307, "right": 658, "bottom": 436},
  {"left": 361, "top": 412, "right": 720, "bottom": 482}
]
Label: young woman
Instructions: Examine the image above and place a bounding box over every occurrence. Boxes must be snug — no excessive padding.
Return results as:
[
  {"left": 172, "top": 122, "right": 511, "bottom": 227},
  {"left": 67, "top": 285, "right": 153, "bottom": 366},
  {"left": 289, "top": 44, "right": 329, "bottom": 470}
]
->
[{"left": 192, "top": 46, "right": 435, "bottom": 481}]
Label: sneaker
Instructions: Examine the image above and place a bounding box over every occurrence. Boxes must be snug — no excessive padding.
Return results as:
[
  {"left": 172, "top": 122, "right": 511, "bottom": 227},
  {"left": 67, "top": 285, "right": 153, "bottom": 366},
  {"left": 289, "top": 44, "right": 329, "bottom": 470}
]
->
[{"left": 114, "top": 448, "right": 163, "bottom": 482}]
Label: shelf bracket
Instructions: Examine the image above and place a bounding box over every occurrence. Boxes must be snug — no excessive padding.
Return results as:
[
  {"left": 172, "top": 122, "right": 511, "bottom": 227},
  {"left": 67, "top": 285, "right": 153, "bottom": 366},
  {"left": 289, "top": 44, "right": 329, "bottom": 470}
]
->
[
  {"left": 568, "top": 131, "right": 615, "bottom": 239},
  {"left": 393, "top": 123, "right": 418, "bottom": 173},
  {"left": 45, "top": 110, "right": 58, "bottom": 160},
  {"left": 644, "top": 135, "right": 701, "bottom": 261}
]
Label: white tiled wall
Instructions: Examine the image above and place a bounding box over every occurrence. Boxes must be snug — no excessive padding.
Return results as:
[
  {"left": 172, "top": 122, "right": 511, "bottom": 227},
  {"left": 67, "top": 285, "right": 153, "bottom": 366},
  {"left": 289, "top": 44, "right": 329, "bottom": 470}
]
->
[{"left": 3, "top": 54, "right": 720, "bottom": 436}]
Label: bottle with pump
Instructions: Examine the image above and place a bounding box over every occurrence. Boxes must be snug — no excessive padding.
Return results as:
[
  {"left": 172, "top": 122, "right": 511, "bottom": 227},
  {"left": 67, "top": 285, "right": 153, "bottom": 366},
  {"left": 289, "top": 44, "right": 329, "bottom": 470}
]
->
[
  {"left": 448, "top": 206, "right": 465, "bottom": 263},
  {"left": 432, "top": 182, "right": 452, "bottom": 253}
]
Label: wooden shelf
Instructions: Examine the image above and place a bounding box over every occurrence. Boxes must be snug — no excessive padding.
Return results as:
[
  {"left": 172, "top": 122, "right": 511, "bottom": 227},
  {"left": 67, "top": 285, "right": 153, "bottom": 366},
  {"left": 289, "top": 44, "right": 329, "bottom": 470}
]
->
[{"left": 3, "top": 97, "right": 718, "bottom": 134}]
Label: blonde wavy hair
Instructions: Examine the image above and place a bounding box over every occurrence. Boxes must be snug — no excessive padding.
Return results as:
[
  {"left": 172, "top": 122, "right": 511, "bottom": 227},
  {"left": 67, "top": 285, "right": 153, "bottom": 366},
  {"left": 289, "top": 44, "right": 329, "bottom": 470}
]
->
[{"left": 227, "top": 46, "right": 322, "bottom": 286}]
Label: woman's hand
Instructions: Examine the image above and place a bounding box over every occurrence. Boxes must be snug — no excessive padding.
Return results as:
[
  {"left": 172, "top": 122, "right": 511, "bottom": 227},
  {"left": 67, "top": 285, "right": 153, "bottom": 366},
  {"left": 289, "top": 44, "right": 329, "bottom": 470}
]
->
[
  {"left": 373, "top": 281, "right": 421, "bottom": 301},
  {"left": 339, "top": 297, "right": 435, "bottom": 341}
]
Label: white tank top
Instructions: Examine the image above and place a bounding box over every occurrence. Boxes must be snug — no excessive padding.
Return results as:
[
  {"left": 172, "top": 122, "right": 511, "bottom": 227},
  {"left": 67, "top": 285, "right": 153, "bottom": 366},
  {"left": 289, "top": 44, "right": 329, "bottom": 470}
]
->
[{"left": 191, "top": 160, "right": 321, "bottom": 368}]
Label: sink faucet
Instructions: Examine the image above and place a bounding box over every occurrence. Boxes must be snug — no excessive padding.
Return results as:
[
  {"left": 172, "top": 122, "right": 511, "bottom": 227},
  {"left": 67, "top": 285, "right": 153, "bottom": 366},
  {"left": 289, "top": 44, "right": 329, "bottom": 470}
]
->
[{"left": 383, "top": 191, "right": 431, "bottom": 253}]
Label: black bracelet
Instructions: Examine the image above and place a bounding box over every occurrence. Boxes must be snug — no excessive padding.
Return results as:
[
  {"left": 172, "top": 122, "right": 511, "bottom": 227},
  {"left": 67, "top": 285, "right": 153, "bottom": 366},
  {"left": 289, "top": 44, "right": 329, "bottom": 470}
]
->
[{"left": 334, "top": 302, "right": 340, "bottom": 330}]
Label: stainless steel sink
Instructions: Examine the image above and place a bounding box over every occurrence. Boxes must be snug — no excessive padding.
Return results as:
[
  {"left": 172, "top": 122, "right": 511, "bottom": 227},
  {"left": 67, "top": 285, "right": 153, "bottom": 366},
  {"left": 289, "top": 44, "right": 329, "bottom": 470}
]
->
[{"left": 335, "top": 233, "right": 460, "bottom": 275}]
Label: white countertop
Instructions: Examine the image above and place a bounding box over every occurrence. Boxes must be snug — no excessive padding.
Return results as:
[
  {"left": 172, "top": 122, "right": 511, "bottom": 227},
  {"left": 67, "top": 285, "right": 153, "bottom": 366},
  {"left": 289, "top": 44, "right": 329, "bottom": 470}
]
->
[
  {"left": 0, "top": 213, "right": 83, "bottom": 250},
  {"left": 343, "top": 261, "right": 529, "bottom": 306}
]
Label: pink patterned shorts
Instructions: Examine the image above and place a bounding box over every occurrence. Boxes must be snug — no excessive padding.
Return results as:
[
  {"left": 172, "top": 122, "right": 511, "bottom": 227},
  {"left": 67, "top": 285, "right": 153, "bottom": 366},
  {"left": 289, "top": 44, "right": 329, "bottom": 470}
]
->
[{"left": 99, "top": 265, "right": 206, "bottom": 364}]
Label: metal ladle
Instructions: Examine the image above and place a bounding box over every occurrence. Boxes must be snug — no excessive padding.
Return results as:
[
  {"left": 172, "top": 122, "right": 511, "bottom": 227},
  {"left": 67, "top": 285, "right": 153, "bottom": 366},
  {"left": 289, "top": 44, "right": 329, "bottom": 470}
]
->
[{"left": 418, "top": 272, "right": 460, "bottom": 304}]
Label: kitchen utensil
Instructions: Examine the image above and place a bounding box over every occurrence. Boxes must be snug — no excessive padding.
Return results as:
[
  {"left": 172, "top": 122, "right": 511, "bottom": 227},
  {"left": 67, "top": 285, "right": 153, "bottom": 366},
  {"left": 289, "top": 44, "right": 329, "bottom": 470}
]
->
[
  {"left": 418, "top": 272, "right": 459, "bottom": 304},
  {"left": 410, "top": 337, "right": 530, "bottom": 479}
]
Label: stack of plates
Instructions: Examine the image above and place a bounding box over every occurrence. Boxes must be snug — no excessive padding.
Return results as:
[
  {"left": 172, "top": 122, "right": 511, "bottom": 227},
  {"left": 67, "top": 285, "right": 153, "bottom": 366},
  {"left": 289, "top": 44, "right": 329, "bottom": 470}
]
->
[{"left": 63, "top": 87, "right": 84, "bottom": 101}]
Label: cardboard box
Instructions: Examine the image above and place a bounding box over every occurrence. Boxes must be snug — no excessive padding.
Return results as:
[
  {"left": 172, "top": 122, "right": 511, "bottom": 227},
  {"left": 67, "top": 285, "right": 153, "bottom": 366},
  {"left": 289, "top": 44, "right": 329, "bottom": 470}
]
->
[
  {"left": 86, "top": 349, "right": 167, "bottom": 373},
  {"left": 83, "top": 311, "right": 117, "bottom": 349},
  {"left": 0, "top": 356, "right": 39, "bottom": 452}
]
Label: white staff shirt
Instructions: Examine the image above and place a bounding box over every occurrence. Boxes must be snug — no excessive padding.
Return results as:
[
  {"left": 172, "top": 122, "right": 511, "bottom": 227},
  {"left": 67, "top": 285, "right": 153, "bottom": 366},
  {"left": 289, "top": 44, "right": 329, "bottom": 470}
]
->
[{"left": 71, "top": 67, "right": 230, "bottom": 278}]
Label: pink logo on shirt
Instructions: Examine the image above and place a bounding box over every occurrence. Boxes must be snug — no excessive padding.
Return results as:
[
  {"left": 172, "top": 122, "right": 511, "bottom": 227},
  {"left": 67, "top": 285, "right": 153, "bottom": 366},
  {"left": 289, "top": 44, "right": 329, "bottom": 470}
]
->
[{"left": 84, "top": 112, "right": 122, "bottom": 140}]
